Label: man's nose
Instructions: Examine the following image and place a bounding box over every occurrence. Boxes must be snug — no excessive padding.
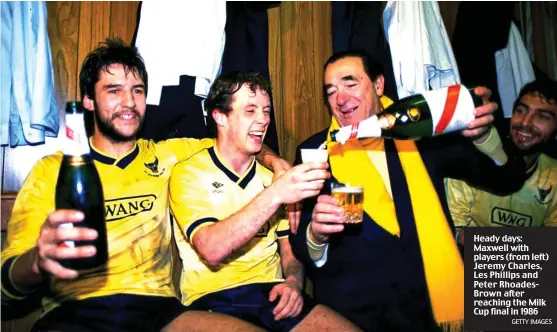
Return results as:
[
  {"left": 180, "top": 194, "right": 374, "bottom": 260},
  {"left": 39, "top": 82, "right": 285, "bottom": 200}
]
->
[
  {"left": 521, "top": 112, "right": 535, "bottom": 126},
  {"left": 336, "top": 91, "right": 349, "bottom": 106},
  {"left": 256, "top": 110, "right": 269, "bottom": 124},
  {"left": 122, "top": 91, "right": 136, "bottom": 108}
]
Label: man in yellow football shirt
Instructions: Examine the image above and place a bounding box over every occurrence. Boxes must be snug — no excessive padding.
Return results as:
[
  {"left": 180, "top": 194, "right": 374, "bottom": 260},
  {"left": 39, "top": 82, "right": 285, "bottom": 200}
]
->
[
  {"left": 447, "top": 79, "right": 557, "bottom": 243},
  {"left": 1, "top": 38, "right": 287, "bottom": 332},
  {"left": 169, "top": 71, "right": 360, "bottom": 331}
]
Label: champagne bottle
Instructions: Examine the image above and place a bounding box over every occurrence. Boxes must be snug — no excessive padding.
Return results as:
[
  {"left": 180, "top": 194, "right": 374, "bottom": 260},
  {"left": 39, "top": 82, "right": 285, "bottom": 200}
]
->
[
  {"left": 56, "top": 101, "right": 108, "bottom": 270},
  {"left": 330, "top": 84, "right": 482, "bottom": 143},
  {"left": 329, "top": 84, "right": 508, "bottom": 165}
]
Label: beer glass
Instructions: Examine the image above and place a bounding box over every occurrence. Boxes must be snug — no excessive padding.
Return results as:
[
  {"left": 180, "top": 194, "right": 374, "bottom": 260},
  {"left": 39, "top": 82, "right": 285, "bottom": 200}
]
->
[{"left": 331, "top": 183, "right": 364, "bottom": 224}]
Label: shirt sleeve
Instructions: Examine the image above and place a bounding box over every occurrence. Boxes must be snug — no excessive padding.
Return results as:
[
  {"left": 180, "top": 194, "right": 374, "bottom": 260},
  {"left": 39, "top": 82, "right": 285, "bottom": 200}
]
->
[
  {"left": 445, "top": 178, "right": 474, "bottom": 228},
  {"left": 169, "top": 160, "right": 217, "bottom": 242},
  {"left": 275, "top": 217, "right": 290, "bottom": 239},
  {"left": 163, "top": 138, "right": 215, "bottom": 162},
  {"left": 1, "top": 154, "right": 59, "bottom": 301}
]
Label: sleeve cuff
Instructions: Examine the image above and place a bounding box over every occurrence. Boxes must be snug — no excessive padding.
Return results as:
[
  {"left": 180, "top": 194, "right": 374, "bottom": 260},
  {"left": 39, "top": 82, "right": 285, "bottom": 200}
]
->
[
  {"left": 1, "top": 256, "right": 36, "bottom": 300},
  {"left": 186, "top": 217, "right": 218, "bottom": 241},
  {"left": 473, "top": 127, "right": 508, "bottom": 166},
  {"left": 306, "top": 223, "right": 329, "bottom": 267}
]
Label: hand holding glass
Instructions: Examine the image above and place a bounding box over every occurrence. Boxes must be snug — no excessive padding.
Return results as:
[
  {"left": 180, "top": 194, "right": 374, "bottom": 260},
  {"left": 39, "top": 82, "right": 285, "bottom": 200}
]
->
[{"left": 331, "top": 183, "right": 364, "bottom": 224}]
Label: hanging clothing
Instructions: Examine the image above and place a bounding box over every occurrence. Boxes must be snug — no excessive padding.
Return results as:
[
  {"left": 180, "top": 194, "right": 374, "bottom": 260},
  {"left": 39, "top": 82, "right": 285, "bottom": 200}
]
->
[
  {"left": 141, "top": 76, "right": 209, "bottom": 141},
  {"left": 0, "top": 1, "right": 58, "bottom": 147},
  {"left": 133, "top": 1, "right": 226, "bottom": 141},
  {"left": 383, "top": 1, "right": 460, "bottom": 99},
  {"left": 331, "top": 1, "right": 399, "bottom": 101},
  {"left": 495, "top": 22, "right": 535, "bottom": 119},
  {"left": 134, "top": 1, "right": 226, "bottom": 105},
  {"left": 452, "top": 2, "right": 514, "bottom": 131},
  {"left": 220, "top": 1, "right": 280, "bottom": 154}
]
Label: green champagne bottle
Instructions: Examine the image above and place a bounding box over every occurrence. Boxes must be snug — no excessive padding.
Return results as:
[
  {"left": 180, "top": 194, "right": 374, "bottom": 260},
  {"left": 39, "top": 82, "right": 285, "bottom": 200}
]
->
[
  {"left": 331, "top": 84, "right": 482, "bottom": 143},
  {"left": 56, "top": 101, "right": 108, "bottom": 270}
]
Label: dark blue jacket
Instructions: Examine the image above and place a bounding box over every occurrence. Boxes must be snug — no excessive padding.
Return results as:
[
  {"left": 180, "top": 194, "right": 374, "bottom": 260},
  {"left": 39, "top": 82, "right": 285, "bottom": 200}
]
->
[{"left": 289, "top": 129, "right": 526, "bottom": 331}]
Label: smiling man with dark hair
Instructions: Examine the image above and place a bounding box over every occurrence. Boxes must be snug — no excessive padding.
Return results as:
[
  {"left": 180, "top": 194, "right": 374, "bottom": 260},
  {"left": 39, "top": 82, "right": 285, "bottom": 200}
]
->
[{"left": 448, "top": 79, "right": 557, "bottom": 241}]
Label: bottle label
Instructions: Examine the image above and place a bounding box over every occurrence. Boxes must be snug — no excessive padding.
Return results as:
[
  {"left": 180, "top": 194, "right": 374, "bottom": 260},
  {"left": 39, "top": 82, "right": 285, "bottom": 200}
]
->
[
  {"left": 64, "top": 113, "right": 91, "bottom": 156},
  {"left": 423, "top": 84, "right": 476, "bottom": 136},
  {"left": 58, "top": 223, "right": 76, "bottom": 248},
  {"left": 332, "top": 115, "right": 382, "bottom": 144}
]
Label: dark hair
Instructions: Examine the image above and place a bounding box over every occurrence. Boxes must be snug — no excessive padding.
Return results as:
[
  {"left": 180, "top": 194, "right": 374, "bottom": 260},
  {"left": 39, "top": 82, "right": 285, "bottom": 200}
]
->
[
  {"left": 205, "top": 71, "right": 272, "bottom": 138},
  {"left": 513, "top": 79, "right": 557, "bottom": 110},
  {"left": 79, "top": 38, "right": 148, "bottom": 101},
  {"left": 322, "top": 50, "right": 385, "bottom": 108}
]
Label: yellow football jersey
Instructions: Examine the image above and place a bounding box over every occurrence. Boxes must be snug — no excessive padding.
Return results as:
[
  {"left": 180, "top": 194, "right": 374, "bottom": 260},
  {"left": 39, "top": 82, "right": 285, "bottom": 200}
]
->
[
  {"left": 1, "top": 137, "right": 213, "bottom": 315},
  {"left": 446, "top": 154, "right": 557, "bottom": 228},
  {"left": 170, "top": 147, "right": 289, "bottom": 305}
]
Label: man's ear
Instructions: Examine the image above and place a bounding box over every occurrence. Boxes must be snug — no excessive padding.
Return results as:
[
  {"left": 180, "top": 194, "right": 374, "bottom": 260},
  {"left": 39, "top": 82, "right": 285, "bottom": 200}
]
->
[
  {"left": 212, "top": 109, "right": 227, "bottom": 128},
  {"left": 374, "top": 75, "right": 385, "bottom": 97},
  {"left": 83, "top": 94, "right": 95, "bottom": 112}
]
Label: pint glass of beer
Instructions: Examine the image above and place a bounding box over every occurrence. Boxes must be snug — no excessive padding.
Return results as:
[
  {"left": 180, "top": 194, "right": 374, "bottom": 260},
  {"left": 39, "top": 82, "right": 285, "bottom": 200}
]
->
[{"left": 331, "top": 183, "right": 364, "bottom": 224}]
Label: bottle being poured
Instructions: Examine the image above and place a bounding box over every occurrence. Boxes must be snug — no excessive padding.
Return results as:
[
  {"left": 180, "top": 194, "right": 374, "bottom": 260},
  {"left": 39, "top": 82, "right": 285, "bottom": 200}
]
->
[{"left": 329, "top": 84, "right": 508, "bottom": 165}]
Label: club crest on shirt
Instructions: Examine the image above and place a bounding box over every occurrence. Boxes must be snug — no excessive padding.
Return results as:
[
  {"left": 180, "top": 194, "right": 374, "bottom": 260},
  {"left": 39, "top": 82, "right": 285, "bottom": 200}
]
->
[
  {"left": 144, "top": 156, "right": 165, "bottom": 177},
  {"left": 535, "top": 185, "right": 552, "bottom": 205}
]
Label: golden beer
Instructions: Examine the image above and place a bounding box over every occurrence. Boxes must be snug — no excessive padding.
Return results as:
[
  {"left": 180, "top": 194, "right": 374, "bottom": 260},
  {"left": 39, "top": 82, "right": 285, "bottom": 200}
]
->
[{"left": 331, "top": 186, "right": 364, "bottom": 223}]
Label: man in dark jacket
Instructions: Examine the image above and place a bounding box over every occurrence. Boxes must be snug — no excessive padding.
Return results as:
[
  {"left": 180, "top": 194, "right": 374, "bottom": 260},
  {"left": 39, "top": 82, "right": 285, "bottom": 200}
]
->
[{"left": 289, "top": 50, "right": 526, "bottom": 332}]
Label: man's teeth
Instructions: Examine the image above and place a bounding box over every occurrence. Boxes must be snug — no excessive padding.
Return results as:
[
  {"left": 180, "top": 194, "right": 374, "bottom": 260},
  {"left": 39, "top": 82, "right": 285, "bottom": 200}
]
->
[
  {"left": 518, "top": 130, "right": 532, "bottom": 138},
  {"left": 120, "top": 114, "right": 134, "bottom": 120}
]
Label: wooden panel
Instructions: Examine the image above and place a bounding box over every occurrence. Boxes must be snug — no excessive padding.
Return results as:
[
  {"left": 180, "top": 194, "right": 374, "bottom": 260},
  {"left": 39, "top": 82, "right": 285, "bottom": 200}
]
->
[
  {"left": 277, "top": 2, "right": 332, "bottom": 163},
  {"left": 110, "top": 2, "right": 140, "bottom": 43},
  {"left": 1, "top": 193, "right": 17, "bottom": 231},
  {"left": 268, "top": 5, "right": 284, "bottom": 155},
  {"left": 311, "top": 2, "right": 333, "bottom": 136},
  {"left": 47, "top": 2, "right": 80, "bottom": 114},
  {"left": 90, "top": 2, "right": 111, "bottom": 50},
  {"left": 76, "top": 1, "right": 92, "bottom": 101}
]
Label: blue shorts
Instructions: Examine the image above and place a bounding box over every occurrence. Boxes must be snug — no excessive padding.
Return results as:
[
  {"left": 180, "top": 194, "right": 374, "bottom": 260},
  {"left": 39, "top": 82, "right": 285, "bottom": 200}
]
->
[
  {"left": 31, "top": 294, "right": 186, "bottom": 332},
  {"left": 189, "top": 282, "right": 317, "bottom": 332}
]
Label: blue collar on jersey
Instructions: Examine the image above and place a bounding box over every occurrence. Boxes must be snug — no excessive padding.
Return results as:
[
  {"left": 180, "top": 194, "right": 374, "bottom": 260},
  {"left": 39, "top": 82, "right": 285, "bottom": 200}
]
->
[
  {"left": 208, "top": 147, "right": 257, "bottom": 189},
  {"left": 89, "top": 143, "right": 140, "bottom": 169}
]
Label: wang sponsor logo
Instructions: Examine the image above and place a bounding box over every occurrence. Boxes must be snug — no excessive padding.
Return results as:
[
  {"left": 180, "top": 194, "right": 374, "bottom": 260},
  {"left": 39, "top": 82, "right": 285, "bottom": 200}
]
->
[
  {"left": 105, "top": 194, "right": 157, "bottom": 221},
  {"left": 491, "top": 207, "right": 532, "bottom": 227}
]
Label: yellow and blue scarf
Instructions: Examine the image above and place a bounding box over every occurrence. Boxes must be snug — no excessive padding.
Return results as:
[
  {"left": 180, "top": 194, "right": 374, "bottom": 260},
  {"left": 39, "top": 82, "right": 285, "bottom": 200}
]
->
[{"left": 327, "top": 96, "right": 464, "bottom": 330}]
